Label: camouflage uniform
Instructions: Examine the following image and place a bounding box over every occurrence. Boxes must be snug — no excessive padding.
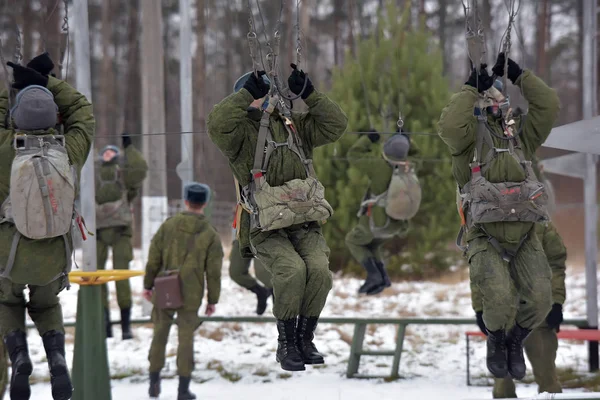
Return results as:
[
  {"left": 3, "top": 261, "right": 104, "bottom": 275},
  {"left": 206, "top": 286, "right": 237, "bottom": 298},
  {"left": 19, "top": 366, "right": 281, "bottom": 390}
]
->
[
  {"left": 472, "top": 159, "right": 566, "bottom": 397},
  {"left": 0, "top": 341, "right": 6, "bottom": 399},
  {"left": 95, "top": 142, "right": 147, "bottom": 338},
  {"left": 144, "top": 211, "right": 223, "bottom": 383},
  {"left": 439, "top": 69, "right": 559, "bottom": 333},
  {"left": 0, "top": 75, "right": 94, "bottom": 399},
  {"left": 207, "top": 88, "right": 346, "bottom": 321},
  {"left": 229, "top": 239, "right": 272, "bottom": 290}
]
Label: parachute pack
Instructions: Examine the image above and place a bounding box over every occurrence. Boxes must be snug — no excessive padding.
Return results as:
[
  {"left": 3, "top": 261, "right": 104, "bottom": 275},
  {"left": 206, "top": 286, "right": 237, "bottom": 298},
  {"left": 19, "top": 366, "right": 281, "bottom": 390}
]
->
[{"left": 0, "top": 134, "right": 78, "bottom": 285}]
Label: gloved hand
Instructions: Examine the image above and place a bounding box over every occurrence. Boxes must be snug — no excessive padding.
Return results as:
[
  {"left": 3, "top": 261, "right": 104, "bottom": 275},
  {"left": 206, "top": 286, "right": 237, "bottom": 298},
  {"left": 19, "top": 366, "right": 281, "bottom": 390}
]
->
[
  {"left": 7, "top": 62, "right": 49, "bottom": 89},
  {"left": 243, "top": 70, "right": 270, "bottom": 100},
  {"left": 26, "top": 52, "right": 55, "bottom": 76},
  {"left": 492, "top": 52, "right": 523, "bottom": 84},
  {"left": 546, "top": 303, "right": 563, "bottom": 332},
  {"left": 476, "top": 311, "right": 488, "bottom": 335},
  {"left": 122, "top": 132, "right": 132, "bottom": 149},
  {"left": 288, "top": 63, "right": 314, "bottom": 100},
  {"left": 363, "top": 128, "right": 380, "bottom": 143},
  {"left": 465, "top": 64, "right": 494, "bottom": 93}
]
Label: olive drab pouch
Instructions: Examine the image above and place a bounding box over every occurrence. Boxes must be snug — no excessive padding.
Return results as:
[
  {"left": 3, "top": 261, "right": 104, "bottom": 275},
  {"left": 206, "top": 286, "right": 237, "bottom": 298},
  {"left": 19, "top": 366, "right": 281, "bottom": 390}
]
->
[
  {"left": 6, "top": 134, "right": 75, "bottom": 239},
  {"left": 457, "top": 118, "right": 549, "bottom": 234},
  {"left": 240, "top": 109, "right": 333, "bottom": 232}
]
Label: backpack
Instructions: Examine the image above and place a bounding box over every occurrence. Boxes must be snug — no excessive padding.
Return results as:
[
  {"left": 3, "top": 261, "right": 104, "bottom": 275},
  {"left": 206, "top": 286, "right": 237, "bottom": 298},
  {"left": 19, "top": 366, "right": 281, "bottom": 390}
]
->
[
  {"left": 6, "top": 134, "right": 76, "bottom": 239},
  {"left": 95, "top": 161, "right": 133, "bottom": 229},
  {"left": 360, "top": 162, "right": 422, "bottom": 221}
]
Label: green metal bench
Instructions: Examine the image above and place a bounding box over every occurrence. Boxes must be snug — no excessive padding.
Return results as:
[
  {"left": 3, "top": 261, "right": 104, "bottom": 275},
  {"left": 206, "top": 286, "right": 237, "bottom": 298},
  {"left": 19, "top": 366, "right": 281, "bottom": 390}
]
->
[{"left": 30, "top": 316, "right": 588, "bottom": 380}]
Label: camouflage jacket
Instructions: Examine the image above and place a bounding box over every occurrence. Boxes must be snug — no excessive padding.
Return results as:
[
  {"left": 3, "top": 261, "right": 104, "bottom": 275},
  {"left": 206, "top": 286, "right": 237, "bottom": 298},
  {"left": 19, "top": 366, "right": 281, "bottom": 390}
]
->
[
  {"left": 438, "top": 70, "right": 560, "bottom": 251},
  {"left": 207, "top": 88, "right": 348, "bottom": 257},
  {"left": 96, "top": 145, "right": 148, "bottom": 205},
  {"left": 0, "top": 77, "right": 95, "bottom": 285},
  {"left": 144, "top": 212, "right": 223, "bottom": 310}
]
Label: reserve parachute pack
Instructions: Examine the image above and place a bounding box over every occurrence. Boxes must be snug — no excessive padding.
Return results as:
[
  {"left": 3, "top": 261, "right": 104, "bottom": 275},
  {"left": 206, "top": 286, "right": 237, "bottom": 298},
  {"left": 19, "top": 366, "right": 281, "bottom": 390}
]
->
[
  {"left": 360, "top": 161, "right": 422, "bottom": 222},
  {"left": 237, "top": 107, "right": 333, "bottom": 232},
  {"left": 0, "top": 134, "right": 79, "bottom": 286},
  {"left": 95, "top": 159, "right": 133, "bottom": 229},
  {"left": 456, "top": 117, "right": 549, "bottom": 256}
]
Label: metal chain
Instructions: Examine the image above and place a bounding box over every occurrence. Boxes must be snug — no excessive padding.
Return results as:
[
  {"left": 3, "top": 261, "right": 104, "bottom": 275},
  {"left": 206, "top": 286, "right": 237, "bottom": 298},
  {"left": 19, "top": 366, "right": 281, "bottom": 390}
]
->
[{"left": 246, "top": 0, "right": 262, "bottom": 75}]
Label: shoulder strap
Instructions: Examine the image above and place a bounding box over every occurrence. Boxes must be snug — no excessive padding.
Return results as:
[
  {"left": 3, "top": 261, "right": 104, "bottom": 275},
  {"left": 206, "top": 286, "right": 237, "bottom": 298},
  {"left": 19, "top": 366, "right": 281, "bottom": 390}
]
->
[
  {"left": 281, "top": 117, "right": 316, "bottom": 177},
  {"left": 252, "top": 112, "right": 271, "bottom": 175}
]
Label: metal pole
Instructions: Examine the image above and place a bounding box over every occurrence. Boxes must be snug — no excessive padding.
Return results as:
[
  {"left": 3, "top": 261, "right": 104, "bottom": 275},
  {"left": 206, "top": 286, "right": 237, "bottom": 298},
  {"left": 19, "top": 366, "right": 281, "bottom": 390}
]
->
[
  {"left": 141, "top": 0, "right": 167, "bottom": 270},
  {"left": 179, "top": 0, "right": 194, "bottom": 197},
  {"left": 582, "top": 0, "right": 599, "bottom": 372},
  {"left": 72, "top": 0, "right": 112, "bottom": 398}
]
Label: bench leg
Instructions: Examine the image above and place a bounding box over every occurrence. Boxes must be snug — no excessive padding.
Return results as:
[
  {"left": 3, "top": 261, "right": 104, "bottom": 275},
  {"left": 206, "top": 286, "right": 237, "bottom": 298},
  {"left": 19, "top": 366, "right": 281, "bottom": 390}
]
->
[
  {"left": 347, "top": 323, "right": 367, "bottom": 378},
  {"left": 390, "top": 324, "right": 406, "bottom": 379}
]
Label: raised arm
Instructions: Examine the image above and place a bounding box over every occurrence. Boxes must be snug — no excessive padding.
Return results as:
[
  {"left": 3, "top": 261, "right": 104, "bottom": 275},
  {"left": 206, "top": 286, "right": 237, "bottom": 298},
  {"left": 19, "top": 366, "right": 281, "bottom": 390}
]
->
[
  {"left": 207, "top": 89, "right": 255, "bottom": 160},
  {"left": 515, "top": 70, "right": 560, "bottom": 153},
  {"left": 47, "top": 76, "right": 95, "bottom": 171},
  {"left": 205, "top": 232, "right": 223, "bottom": 305},
  {"left": 292, "top": 90, "right": 348, "bottom": 149},
  {"left": 437, "top": 86, "right": 477, "bottom": 155},
  {"left": 123, "top": 144, "right": 148, "bottom": 202}
]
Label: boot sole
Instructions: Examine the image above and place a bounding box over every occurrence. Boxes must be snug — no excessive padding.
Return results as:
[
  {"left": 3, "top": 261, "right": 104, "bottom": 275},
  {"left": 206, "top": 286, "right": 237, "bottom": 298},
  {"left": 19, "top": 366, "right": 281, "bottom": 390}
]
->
[
  {"left": 303, "top": 358, "right": 325, "bottom": 365},
  {"left": 276, "top": 355, "right": 306, "bottom": 371},
  {"left": 51, "top": 372, "right": 73, "bottom": 400},
  {"left": 366, "top": 285, "right": 386, "bottom": 296},
  {"left": 11, "top": 373, "right": 32, "bottom": 400}
]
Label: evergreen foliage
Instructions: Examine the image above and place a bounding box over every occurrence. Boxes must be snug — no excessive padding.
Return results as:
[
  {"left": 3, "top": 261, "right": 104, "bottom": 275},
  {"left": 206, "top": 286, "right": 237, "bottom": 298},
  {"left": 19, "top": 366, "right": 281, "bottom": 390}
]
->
[{"left": 315, "top": 1, "right": 462, "bottom": 278}]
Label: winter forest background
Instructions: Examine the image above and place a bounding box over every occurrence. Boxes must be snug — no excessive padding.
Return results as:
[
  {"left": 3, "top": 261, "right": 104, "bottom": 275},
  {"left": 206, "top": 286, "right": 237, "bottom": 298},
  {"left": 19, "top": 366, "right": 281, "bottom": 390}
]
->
[{"left": 0, "top": 0, "right": 597, "bottom": 276}]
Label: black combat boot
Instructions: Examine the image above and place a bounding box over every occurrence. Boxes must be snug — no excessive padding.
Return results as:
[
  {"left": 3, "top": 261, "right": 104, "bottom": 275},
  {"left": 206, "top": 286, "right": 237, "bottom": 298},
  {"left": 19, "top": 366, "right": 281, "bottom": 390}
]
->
[
  {"left": 486, "top": 329, "right": 508, "bottom": 378},
  {"left": 5, "top": 330, "right": 33, "bottom": 400},
  {"left": 121, "top": 308, "right": 133, "bottom": 340},
  {"left": 42, "top": 330, "right": 73, "bottom": 400},
  {"left": 177, "top": 376, "right": 197, "bottom": 400},
  {"left": 104, "top": 308, "right": 113, "bottom": 338},
  {"left": 148, "top": 372, "right": 161, "bottom": 398},
  {"left": 506, "top": 324, "right": 531, "bottom": 380},
  {"left": 248, "top": 284, "right": 271, "bottom": 315},
  {"left": 297, "top": 316, "right": 325, "bottom": 365},
  {"left": 358, "top": 258, "right": 385, "bottom": 295},
  {"left": 374, "top": 260, "right": 391, "bottom": 289},
  {"left": 275, "top": 319, "right": 305, "bottom": 371}
]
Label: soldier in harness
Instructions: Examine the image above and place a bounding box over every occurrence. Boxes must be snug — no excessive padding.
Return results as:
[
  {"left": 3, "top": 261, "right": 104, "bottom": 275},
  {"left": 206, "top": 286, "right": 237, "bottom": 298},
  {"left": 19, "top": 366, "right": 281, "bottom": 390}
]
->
[
  {"left": 95, "top": 134, "right": 148, "bottom": 340},
  {"left": 207, "top": 65, "right": 347, "bottom": 372},
  {"left": 0, "top": 54, "right": 95, "bottom": 400},
  {"left": 345, "top": 128, "right": 421, "bottom": 295},
  {"left": 438, "top": 52, "right": 560, "bottom": 381}
]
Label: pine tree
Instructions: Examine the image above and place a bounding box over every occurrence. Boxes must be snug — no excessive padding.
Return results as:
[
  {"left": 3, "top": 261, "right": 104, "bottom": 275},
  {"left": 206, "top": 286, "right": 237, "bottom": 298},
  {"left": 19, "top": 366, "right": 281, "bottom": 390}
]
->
[{"left": 315, "top": 1, "right": 461, "bottom": 277}]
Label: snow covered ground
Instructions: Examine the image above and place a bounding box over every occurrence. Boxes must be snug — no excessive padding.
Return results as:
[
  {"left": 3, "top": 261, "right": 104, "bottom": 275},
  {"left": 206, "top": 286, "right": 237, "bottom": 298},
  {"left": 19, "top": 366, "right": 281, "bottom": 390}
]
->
[{"left": 18, "top": 249, "right": 600, "bottom": 399}]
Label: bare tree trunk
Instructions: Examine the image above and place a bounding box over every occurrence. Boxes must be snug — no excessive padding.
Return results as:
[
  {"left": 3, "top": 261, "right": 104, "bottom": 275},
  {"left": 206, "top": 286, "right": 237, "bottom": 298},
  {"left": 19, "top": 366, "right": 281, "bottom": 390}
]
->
[
  {"left": 20, "top": 0, "right": 34, "bottom": 62},
  {"left": 193, "top": 0, "right": 207, "bottom": 183},
  {"left": 481, "top": 0, "right": 493, "bottom": 62},
  {"left": 97, "top": 0, "right": 114, "bottom": 149},
  {"left": 438, "top": 0, "right": 449, "bottom": 74},
  {"left": 38, "top": 0, "right": 62, "bottom": 66},
  {"left": 535, "top": 0, "right": 549, "bottom": 81},
  {"left": 286, "top": 0, "right": 294, "bottom": 66},
  {"left": 333, "top": 0, "right": 342, "bottom": 66},
  {"left": 124, "top": 0, "right": 141, "bottom": 139},
  {"left": 577, "top": 0, "right": 584, "bottom": 120},
  {"left": 347, "top": 0, "right": 356, "bottom": 58}
]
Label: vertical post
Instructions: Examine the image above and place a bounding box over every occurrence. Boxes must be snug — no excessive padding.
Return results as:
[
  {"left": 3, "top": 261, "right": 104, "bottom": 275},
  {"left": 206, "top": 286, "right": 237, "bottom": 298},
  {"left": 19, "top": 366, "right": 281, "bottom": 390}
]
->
[
  {"left": 582, "top": 0, "right": 599, "bottom": 372},
  {"left": 72, "top": 0, "right": 112, "bottom": 398},
  {"left": 140, "top": 0, "right": 167, "bottom": 267},
  {"left": 179, "top": 0, "right": 193, "bottom": 197}
]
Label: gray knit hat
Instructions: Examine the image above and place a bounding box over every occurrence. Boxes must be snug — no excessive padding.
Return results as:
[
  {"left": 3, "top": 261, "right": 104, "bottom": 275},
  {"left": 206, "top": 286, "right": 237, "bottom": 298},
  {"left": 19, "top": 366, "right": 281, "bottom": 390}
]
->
[{"left": 11, "top": 85, "right": 58, "bottom": 130}]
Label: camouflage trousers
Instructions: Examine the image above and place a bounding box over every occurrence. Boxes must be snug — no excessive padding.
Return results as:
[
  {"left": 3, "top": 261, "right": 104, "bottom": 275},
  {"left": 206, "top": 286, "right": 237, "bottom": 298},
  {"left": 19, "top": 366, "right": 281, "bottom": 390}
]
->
[
  {"left": 0, "top": 340, "right": 6, "bottom": 399},
  {"left": 468, "top": 233, "right": 552, "bottom": 331},
  {"left": 229, "top": 239, "right": 272, "bottom": 289},
  {"left": 0, "top": 277, "right": 65, "bottom": 336},
  {"left": 148, "top": 307, "right": 201, "bottom": 377},
  {"left": 493, "top": 323, "right": 561, "bottom": 397},
  {"left": 251, "top": 222, "right": 332, "bottom": 320},
  {"left": 345, "top": 216, "right": 408, "bottom": 263},
  {"left": 97, "top": 226, "right": 134, "bottom": 309}
]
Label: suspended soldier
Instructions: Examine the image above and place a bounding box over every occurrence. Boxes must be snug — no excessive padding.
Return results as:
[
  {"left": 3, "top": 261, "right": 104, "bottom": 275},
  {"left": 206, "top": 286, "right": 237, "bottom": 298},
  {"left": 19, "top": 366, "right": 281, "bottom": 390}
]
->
[
  {"left": 143, "top": 183, "right": 223, "bottom": 400},
  {"left": 95, "top": 133, "right": 148, "bottom": 340},
  {"left": 207, "top": 65, "right": 347, "bottom": 371},
  {"left": 439, "top": 53, "right": 560, "bottom": 380},
  {"left": 346, "top": 128, "right": 421, "bottom": 295},
  {"left": 0, "top": 54, "right": 95, "bottom": 400},
  {"left": 230, "top": 233, "right": 273, "bottom": 315},
  {"left": 473, "top": 152, "right": 566, "bottom": 398}
]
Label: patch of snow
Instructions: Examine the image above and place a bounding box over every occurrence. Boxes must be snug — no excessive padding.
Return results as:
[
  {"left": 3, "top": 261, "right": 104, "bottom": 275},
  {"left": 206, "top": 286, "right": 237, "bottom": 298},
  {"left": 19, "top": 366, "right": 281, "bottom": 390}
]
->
[{"left": 20, "top": 250, "right": 600, "bottom": 399}]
